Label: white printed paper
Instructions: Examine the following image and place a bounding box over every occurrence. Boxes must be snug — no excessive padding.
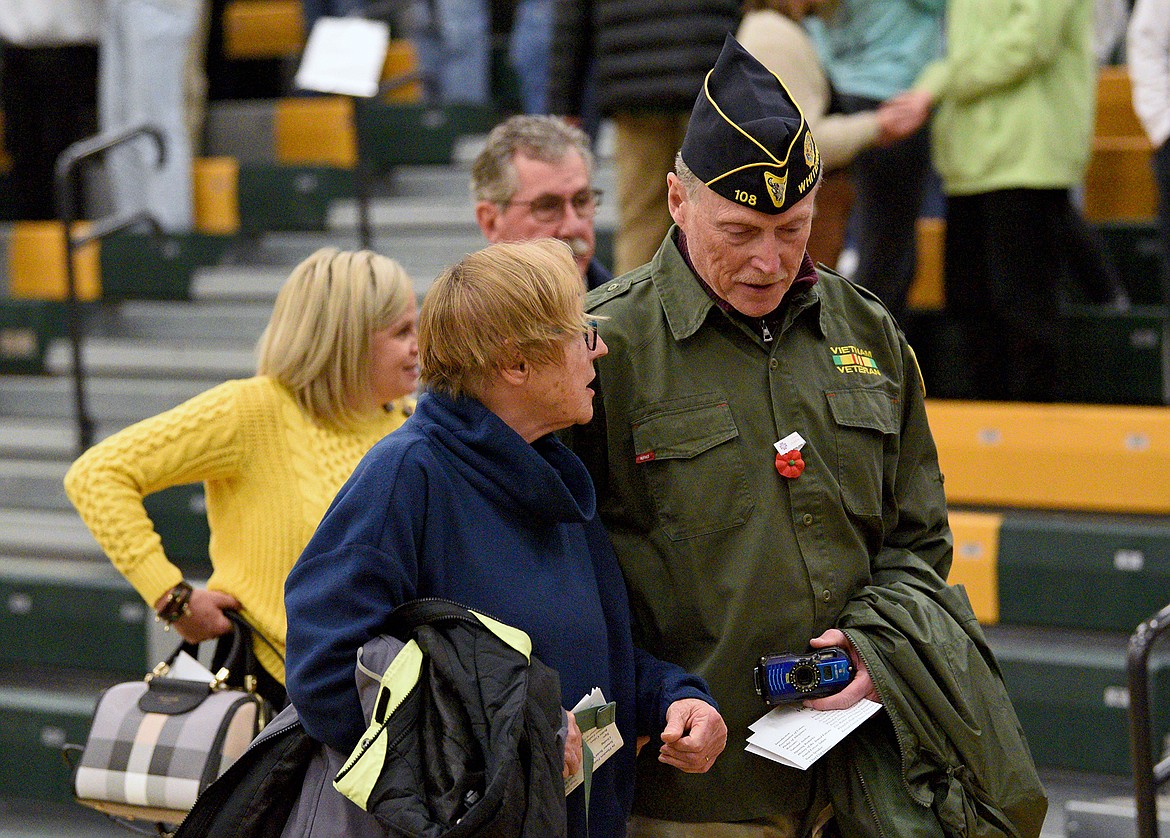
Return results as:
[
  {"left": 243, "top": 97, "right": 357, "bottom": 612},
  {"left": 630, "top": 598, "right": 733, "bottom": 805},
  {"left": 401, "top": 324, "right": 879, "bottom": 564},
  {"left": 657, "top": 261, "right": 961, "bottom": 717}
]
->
[
  {"left": 295, "top": 17, "right": 390, "bottom": 97},
  {"left": 565, "top": 688, "right": 624, "bottom": 795},
  {"left": 746, "top": 698, "right": 881, "bottom": 770},
  {"left": 774, "top": 432, "right": 806, "bottom": 455},
  {"left": 163, "top": 650, "right": 216, "bottom": 683}
]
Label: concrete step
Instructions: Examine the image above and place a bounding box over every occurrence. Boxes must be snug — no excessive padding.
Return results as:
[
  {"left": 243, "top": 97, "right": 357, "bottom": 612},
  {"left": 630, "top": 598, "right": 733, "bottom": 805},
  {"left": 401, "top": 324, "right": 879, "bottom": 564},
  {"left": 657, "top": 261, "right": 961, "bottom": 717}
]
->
[
  {"left": 191, "top": 228, "right": 486, "bottom": 301},
  {"left": 0, "top": 376, "right": 207, "bottom": 422},
  {"left": 88, "top": 300, "right": 272, "bottom": 342},
  {"left": 0, "top": 418, "right": 93, "bottom": 461},
  {"left": 0, "top": 507, "right": 102, "bottom": 560},
  {"left": 189, "top": 263, "right": 293, "bottom": 302},
  {"left": 44, "top": 338, "right": 255, "bottom": 380},
  {"left": 0, "top": 459, "right": 71, "bottom": 511}
]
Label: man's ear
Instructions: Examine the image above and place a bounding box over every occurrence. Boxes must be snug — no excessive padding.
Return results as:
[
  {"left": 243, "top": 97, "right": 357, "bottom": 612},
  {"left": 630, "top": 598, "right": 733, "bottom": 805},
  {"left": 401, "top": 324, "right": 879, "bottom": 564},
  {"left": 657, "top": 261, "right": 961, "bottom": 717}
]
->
[
  {"left": 666, "top": 173, "right": 689, "bottom": 227},
  {"left": 476, "top": 200, "right": 504, "bottom": 242}
]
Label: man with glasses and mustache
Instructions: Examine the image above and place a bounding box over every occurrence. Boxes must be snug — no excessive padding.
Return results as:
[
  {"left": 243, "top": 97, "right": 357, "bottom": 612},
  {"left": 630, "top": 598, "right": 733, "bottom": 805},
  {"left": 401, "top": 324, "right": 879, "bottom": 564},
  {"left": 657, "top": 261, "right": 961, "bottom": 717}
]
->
[{"left": 472, "top": 114, "right": 612, "bottom": 290}]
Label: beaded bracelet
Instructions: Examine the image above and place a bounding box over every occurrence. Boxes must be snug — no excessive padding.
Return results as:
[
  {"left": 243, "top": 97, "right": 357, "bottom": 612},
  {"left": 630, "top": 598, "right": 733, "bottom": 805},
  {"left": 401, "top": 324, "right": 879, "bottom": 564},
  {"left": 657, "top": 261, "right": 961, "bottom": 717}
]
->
[{"left": 156, "top": 581, "right": 194, "bottom": 629}]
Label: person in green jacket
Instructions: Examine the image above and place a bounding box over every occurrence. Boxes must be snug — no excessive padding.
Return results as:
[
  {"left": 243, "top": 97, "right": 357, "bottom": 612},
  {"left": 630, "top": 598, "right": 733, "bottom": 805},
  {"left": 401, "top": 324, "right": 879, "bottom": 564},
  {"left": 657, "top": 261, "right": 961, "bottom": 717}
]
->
[
  {"left": 885, "top": 0, "right": 1097, "bottom": 401},
  {"left": 570, "top": 34, "right": 1048, "bottom": 837}
]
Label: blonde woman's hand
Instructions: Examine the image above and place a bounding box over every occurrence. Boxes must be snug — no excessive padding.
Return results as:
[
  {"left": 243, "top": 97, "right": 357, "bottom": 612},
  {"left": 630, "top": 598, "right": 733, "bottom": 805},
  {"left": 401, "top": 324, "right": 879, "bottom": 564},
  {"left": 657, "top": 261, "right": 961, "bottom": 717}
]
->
[{"left": 166, "top": 588, "right": 242, "bottom": 644}]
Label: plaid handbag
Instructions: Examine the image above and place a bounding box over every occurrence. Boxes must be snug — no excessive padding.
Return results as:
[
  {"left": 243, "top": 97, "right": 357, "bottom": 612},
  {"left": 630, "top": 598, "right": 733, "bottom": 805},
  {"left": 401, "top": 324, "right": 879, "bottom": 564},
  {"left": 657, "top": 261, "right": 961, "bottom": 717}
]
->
[{"left": 68, "top": 612, "right": 272, "bottom": 828}]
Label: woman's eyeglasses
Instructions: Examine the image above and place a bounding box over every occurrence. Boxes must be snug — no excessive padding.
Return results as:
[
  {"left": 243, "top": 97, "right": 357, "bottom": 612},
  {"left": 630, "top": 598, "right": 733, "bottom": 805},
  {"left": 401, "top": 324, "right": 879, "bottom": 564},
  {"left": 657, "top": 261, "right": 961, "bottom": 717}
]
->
[{"left": 584, "top": 320, "right": 599, "bottom": 351}]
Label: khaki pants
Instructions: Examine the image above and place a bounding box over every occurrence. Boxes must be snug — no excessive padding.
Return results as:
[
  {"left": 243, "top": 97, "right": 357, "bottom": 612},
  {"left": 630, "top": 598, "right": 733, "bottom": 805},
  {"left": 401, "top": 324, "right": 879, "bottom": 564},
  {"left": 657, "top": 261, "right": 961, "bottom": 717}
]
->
[
  {"left": 629, "top": 805, "right": 834, "bottom": 838},
  {"left": 612, "top": 112, "right": 690, "bottom": 275}
]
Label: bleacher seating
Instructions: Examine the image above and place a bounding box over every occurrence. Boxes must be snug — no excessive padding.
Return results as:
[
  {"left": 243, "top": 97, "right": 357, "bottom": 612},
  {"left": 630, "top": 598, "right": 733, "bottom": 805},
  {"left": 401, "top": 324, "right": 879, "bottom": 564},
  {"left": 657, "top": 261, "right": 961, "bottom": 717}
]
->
[
  {"left": 929, "top": 398, "right": 1170, "bottom": 780},
  {"left": 222, "top": 0, "right": 304, "bottom": 61}
]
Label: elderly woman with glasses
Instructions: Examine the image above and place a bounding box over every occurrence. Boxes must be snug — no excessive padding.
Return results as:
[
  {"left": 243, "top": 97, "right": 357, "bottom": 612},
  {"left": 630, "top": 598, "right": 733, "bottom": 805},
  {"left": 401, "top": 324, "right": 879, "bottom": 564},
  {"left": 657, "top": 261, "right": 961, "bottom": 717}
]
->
[{"left": 285, "top": 239, "right": 726, "bottom": 836}]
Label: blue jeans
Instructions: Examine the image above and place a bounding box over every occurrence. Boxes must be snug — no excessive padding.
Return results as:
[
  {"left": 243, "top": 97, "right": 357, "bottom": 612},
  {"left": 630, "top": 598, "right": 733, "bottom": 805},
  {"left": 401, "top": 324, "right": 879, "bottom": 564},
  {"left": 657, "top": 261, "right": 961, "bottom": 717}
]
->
[
  {"left": 407, "top": 0, "right": 490, "bottom": 105},
  {"left": 508, "top": 0, "right": 552, "bottom": 113}
]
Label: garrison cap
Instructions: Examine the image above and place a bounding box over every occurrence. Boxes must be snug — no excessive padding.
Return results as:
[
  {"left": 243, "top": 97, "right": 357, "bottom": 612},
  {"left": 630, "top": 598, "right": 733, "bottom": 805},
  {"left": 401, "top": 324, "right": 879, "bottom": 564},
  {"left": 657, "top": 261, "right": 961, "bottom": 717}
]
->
[{"left": 680, "top": 34, "right": 822, "bottom": 214}]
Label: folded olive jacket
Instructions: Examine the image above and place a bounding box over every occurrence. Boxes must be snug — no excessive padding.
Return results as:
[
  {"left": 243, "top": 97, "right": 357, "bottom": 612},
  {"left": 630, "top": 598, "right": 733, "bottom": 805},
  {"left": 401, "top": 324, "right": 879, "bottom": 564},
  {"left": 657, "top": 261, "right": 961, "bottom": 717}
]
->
[{"left": 827, "top": 557, "right": 1048, "bottom": 837}]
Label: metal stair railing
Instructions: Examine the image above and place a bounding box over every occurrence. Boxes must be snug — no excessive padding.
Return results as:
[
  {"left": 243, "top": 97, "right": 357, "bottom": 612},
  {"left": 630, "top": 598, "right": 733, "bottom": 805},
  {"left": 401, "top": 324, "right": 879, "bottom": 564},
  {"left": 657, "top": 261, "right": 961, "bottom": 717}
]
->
[
  {"left": 53, "top": 122, "right": 167, "bottom": 455},
  {"left": 1129, "top": 601, "right": 1170, "bottom": 837}
]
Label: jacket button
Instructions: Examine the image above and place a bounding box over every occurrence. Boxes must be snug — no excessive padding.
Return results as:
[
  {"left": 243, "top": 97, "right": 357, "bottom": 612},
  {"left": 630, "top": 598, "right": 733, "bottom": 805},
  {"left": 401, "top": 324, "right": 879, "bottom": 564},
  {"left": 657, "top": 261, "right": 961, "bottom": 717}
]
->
[
  {"left": 607, "top": 283, "right": 620, "bottom": 291},
  {"left": 769, "top": 358, "right": 778, "bottom": 370},
  {"left": 803, "top": 513, "right": 814, "bottom": 526},
  {"left": 822, "top": 589, "right": 832, "bottom": 602}
]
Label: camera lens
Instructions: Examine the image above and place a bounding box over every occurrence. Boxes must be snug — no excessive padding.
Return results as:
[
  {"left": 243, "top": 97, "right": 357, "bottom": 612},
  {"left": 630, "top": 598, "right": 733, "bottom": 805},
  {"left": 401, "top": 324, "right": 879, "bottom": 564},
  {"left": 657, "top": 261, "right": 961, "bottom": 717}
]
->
[{"left": 790, "top": 663, "right": 819, "bottom": 691}]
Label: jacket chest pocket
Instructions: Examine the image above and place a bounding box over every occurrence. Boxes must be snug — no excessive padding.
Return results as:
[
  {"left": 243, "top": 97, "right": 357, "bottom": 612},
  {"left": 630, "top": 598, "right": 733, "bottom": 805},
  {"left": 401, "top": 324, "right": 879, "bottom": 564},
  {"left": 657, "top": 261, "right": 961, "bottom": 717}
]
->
[
  {"left": 631, "top": 399, "right": 754, "bottom": 541},
  {"left": 825, "top": 388, "right": 898, "bottom": 519}
]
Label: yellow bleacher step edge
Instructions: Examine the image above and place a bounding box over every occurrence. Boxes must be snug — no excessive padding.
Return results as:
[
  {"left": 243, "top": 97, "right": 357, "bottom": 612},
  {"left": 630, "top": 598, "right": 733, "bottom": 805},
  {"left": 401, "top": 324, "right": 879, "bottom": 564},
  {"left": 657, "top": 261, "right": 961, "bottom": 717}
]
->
[
  {"left": 223, "top": 0, "right": 304, "bottom": 60},
  {"left": 946, "top": 510, "right": 1001, "bottom": 626},
  {"left": 1095, "top": 65, "right": 1146, "bottom": 139},
  {"left": 8, "top": 221, "right": 101, "bottom": 302},
  {"left": 382, "top": 39, "right": 423, "bottom": 104},
  {"left": 192, "top": 156, "right": 240, "bottom": 235},
  {"left": 274, "top": 96, "right": 357, "bottom": 168},
  {"left": 927, "top": 399, "right": 1170, "bottom": 514},
  {"left": 1084, "top": 136, "right": 1157, "bottom": 222},
  {"left": 907, "top": 217, "right": 945, "bottom": 310}
]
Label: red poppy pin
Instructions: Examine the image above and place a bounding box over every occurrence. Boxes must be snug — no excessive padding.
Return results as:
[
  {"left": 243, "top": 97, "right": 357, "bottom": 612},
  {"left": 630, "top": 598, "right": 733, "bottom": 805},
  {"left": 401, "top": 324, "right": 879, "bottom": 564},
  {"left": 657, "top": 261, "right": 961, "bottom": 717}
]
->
[{"left": 774, "top": 432, "right": 807, "bottom": 479}]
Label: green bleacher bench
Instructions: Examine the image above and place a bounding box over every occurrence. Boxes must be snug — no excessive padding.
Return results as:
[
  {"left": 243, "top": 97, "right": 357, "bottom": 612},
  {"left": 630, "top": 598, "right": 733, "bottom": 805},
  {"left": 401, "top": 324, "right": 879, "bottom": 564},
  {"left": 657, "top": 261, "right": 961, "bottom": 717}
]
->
[
  {"left": 1061, "top": 304, "right": 1167, "bottom": 405},
  {"left": 988, "top": 625, "right": 1170, "bottom": 776},
  {"left": 144, "top": 483, "right": 212, "bottom": 579},
  {"left": 357, "top": 102, "right": 499, "bottom": 170},
  {"left": 99, "top": 232, "right": 237, "bottom": 301},
  {"left": 997, "top": 511, "right": 1170, "bottom": 632},
  {"left": 0, "top": 558, "right": 149, "bottom": 677},
  {"left": 0, "top": 298, "right": 65, "bottom": 375},
  {"left": 1097, "top": 219, "right": 1165, "bottom": 306},
  {"left": 0, "top": 670, "right": 120, "bottom": 803},
  {"left": 237, "top": 163, "right": 355, "bottom": 233}
]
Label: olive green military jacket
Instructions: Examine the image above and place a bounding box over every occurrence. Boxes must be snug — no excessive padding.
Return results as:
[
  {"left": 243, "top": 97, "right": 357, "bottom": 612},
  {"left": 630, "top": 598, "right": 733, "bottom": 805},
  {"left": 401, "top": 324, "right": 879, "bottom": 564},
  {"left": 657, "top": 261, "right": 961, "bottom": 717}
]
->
[{"left": 572, "top": 230, "right": 956, "bottom": 823}]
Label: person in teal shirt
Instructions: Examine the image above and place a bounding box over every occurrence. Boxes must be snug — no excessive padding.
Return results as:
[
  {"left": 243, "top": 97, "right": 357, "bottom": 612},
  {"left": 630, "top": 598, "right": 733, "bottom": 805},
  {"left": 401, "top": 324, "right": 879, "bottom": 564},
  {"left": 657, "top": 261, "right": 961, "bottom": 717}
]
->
[{"left": 805, "top": 0, "right": 946, "bottom": 323}]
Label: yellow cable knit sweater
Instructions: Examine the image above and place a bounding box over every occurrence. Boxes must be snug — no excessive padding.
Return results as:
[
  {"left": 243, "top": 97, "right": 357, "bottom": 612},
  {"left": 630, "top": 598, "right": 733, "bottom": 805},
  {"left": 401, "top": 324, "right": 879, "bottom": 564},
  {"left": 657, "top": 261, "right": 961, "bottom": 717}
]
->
[{"left": 64, "top": 376, "right": 410, "bottom": 683}]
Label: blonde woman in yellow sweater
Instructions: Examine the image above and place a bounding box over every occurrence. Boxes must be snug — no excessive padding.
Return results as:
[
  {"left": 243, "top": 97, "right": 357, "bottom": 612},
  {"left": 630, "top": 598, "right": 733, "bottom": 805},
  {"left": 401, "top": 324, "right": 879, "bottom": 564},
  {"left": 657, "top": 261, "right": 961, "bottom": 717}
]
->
[{"left": 64, "top": 247, "right": 418, "bottom": 707}]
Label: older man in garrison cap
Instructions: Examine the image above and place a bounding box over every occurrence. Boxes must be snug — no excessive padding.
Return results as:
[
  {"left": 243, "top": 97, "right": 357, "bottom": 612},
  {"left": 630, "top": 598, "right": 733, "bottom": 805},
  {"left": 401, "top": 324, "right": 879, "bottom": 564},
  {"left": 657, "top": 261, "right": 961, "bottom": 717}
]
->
[{"left": 569, "top": 35, "right": 1047, "bottom": 838}]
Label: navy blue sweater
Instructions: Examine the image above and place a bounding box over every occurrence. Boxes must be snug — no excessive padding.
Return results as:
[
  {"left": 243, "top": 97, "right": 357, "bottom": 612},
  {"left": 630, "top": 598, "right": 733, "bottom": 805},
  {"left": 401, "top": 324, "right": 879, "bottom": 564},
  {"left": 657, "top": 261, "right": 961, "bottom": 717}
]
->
[{"left": 285, "top": 392, "right": 713, "bottom": 836}]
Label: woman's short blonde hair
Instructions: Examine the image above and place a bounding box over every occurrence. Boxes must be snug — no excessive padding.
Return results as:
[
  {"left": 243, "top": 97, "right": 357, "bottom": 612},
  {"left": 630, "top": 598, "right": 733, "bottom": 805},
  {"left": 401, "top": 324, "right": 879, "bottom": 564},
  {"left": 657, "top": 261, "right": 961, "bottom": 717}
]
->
[
  {"left": 257, "top": 247, "right": 415, "bottom": 427},
  {"left": 420, "top": 239, "right": 585, "bottom": 400}
]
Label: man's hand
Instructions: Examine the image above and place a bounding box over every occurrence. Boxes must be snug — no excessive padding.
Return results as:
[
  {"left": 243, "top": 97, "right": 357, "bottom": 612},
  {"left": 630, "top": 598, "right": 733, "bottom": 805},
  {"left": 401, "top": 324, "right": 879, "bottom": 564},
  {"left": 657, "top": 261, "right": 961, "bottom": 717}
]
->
[
  {"left": 563, "top": 710, "right": 583, "bottom": 778},
  {"left": 657, "top": 698, "right": 727, "bottom": 773},
  {"left": 805, "top": 629, "right": 880, "bottom": 711},
  {"left": 166, "top": 588, "right": 241, "bottom": 644}
]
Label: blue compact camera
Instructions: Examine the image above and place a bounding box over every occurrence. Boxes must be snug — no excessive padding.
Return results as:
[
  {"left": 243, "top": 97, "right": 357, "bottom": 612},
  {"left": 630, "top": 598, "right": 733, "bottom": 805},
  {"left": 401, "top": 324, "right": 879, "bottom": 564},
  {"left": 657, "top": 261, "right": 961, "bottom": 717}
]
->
[{"left": 753, "top": 647, "right": 855, "bottom": 704}]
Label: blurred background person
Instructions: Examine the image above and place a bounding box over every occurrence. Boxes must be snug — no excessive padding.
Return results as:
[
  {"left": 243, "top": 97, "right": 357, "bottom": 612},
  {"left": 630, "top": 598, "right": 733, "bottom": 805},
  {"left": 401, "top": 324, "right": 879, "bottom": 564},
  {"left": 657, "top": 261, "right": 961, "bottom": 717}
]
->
[
  {"left": 403, "top": 0, "right": 490, "bottom": 105},
  {"left": 548, "top": 0, "right": 740, "bottom": 275},
  {"left": 1128, "top": 0, "right": 1170, "bottom": 304},
  {"left": 889, "top": 0, "right": 1097, "bottom": 401},
  {"left": 738, "top": 0, "right": 923, "bottom": 269},
  {"left": 65, "top": 248, "right": 418, "bottom": 709},
  {"left": 509, "top": 0, "right": 554, "bottom": 113},
  {"left": 805, "top": 0, "right": 945, "bottom": 322},
  {"left": 0, "top": 0, "right": 101, "bottom": 221},
  {"left": 471, "top": 114, "right": 612, "bottom": 289}
]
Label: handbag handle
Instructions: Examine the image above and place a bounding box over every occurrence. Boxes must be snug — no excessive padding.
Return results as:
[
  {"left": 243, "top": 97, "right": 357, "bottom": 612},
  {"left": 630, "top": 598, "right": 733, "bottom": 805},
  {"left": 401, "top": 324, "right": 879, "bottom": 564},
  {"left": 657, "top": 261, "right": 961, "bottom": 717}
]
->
[{"left": 168, "top": 611, "right": 261, "bottom": 690}]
